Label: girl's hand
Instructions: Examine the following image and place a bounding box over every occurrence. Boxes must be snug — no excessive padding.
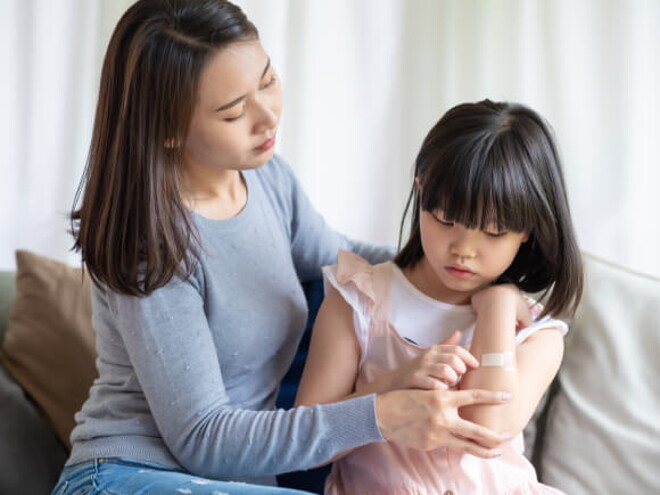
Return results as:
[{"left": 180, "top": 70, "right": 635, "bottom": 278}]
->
[
  {"left": 375, "top": 388, "right": 511, "bottom": 457},
  {"left": 471, "top": 284, "right": 532, "bottom": 330},
  {"left": 361, "top": 331, "right": 478, "bottom": 393}
]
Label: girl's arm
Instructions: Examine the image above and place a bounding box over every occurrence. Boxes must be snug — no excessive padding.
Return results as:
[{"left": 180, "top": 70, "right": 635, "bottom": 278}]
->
[
  {"left": 459, "top": 285, "right": 564, "bottom": 435},
  {"left": 295, "top": 286, "right": 362, "bottom": 407},
  {"left": 296, "top": 285, "right": 514, "bottom": 462}
]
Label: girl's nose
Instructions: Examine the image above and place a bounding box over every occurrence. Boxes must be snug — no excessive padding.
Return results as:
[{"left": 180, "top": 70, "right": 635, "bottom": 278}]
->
[{"left": 450, "top": 227, "right": 478, "bottom": 259}]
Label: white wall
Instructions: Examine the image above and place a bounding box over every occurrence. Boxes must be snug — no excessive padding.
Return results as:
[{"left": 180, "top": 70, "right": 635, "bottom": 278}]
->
[{"left": 1, "top": 0, "right": 658, "bottom": 277}]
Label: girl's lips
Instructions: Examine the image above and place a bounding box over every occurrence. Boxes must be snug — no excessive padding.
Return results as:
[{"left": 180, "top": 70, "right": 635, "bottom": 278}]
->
[
  {"left": 255, "top": 136, "right": 276, "bottom": 152},
  {"left": 446, "top": 266, "right": 475, "bottom": 279}
]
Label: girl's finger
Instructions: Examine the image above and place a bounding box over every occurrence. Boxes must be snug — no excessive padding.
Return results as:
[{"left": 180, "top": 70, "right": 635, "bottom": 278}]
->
[
  {"left": 438, "top": 353, "right": 469, "bottom": 374},
  {"left": 438, "top": 330, "right": 462, "bottom": 346},
  {"left": 430, "top": 364, "right": 459, "bottom": 385},
  {"left": 435, "top": 345, "right": 479, "bottom": 368}
]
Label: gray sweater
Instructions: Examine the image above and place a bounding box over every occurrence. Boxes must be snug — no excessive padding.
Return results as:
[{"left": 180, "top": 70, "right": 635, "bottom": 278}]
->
[{"left": 67, "top": 156, "right": 393, "bottom": 483}]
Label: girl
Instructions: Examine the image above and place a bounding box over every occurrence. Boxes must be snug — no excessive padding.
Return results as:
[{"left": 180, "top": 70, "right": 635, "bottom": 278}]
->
[
  {"left": 296, "top": 100, "right": 583, "bottom": 494},
  {"left": 52, "top": 2, "right": 512, "bottom": 494}
]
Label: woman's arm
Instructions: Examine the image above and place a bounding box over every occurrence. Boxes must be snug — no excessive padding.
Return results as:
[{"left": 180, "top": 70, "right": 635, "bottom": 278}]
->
[
  {"left": 102, "top": 276, "right": 383, "bottom": 478},
  {"left": 459, "top": 285, "right": 564, "bottom": 435},
  {"left": 296, "top": 285, "right": 513, "bottom": 461}
]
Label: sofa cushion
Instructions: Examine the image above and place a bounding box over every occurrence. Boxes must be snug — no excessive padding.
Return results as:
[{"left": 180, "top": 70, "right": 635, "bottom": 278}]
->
[
  {"left": 0, "top": 361, "right": 67, "bottom": 494},
  {"left": 0, "top": 270, "right": 16, "bottom": 345},
  {"left": 540, "top": 253, "right": 660, "bottom": 493},
  {"left": 0, "top": 250, "right": 95, "bottom": 448}
]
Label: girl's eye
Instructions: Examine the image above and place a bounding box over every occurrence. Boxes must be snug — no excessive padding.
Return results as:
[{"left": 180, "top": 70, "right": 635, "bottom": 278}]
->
[
  {"left": 432, "top": 213, "right": 453, "bottom": 227},
  {"left": 485, "top": 230, "right": 508, "bottom": 238}
]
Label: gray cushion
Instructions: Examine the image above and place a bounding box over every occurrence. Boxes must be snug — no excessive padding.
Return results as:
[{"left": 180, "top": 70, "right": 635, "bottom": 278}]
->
[{"left": 0, "top": 362, "right": 67, "bottom": 495}]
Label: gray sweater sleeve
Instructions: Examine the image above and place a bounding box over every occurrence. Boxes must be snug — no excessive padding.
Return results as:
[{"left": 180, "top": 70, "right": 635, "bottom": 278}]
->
[{"left": 106, "top": 276, "right": 383, "bottom": 478}]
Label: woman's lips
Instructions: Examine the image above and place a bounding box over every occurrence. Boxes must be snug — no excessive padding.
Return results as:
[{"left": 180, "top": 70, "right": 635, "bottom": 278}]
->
[{"left": 255, "top": 136, "right": 276, "bottom": 152}]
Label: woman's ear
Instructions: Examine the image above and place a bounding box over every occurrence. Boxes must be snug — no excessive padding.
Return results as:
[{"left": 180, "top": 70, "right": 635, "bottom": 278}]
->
[
  {"left": 415, "top": 176, "right": 421, "bottom": 190},
  {"left": 164, "top": 138, "right": 179, "bottom": 149}
]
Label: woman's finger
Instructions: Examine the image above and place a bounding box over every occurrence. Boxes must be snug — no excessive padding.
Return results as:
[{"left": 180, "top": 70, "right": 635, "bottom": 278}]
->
[
  {"left": 450, "top": 417, "right": 509, "bottom": 449},
  {"left": 451, "top": 388, "right": 511, "bottom": 407},
  {"left": 445, "top": 434, "right": 503, "bottom": 459}
]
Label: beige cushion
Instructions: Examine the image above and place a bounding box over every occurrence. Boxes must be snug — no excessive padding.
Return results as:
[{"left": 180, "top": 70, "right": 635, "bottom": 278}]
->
[
  {"left": 541, "top": 253, "right": 660, "bottom": 493},
  {"left": 0, "top": 250, "right": 95, "bottom": 448}
]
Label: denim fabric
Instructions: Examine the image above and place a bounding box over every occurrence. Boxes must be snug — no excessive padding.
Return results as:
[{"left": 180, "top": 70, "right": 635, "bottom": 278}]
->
[{"left": 51, "top": 458, "right": 314, "bottom": 495}]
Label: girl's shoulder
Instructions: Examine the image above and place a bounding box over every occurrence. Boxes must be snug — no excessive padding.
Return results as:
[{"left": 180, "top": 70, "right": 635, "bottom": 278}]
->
[
  {"left": 518, "top": 295, "right": 569, "bottom": 340},
  {"left": 323, "top": 250, "right": 381, "bottom": 310},
  {"left": 328, "top": 249, "right": 381, "bottom": 293}
]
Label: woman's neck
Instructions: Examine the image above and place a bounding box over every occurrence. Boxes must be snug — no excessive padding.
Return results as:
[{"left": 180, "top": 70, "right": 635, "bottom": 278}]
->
[{"left": 181, "top": 167, "right": 248, "bottom": 221}]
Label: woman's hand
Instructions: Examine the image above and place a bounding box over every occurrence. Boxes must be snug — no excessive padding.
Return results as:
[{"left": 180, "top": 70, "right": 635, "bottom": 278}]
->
[
  {"left": 362, "top": 331, "right": 478, "bottom": 393},
  {"left": 471, "top": 284, "right": 532, "bottom": 330},
  {"left": 375, "top": 388, "right": 511, "bottom": 457}
]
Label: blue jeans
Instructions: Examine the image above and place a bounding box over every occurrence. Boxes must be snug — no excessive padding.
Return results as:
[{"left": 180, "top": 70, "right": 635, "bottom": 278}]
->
[{"left": 51, "top": 458, "right": 314, "bottom": 495}]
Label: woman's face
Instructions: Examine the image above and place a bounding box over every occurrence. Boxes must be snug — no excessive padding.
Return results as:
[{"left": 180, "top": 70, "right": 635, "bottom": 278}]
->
[{"left": 182, "top": 39, "right": 282, "bottom": 174}]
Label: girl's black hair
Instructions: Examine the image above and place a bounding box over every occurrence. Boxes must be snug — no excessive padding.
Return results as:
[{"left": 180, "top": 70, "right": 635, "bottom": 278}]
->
[
  {"left": 71, "top": 0, "right": 258, "bottom": 296},
  {"left": 395, "top": 99, "right": 583, "bottom": 317}
]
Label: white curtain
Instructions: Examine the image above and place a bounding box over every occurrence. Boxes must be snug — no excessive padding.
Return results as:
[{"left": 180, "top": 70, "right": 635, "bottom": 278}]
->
[
  {"left": 0, "top": 0, "right": 134, "bottom": 268},
  {"left": 2, "top": 0, "right": 658, "bottom": 277}
]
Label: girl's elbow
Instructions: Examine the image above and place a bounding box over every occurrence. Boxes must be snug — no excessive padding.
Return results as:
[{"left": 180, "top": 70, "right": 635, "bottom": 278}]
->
[
  {"left": 459, "top": 392, "right": 527, "bottom": 436},
  {"left": 460, "top": 404, "right": 515, "bottom": 434}
]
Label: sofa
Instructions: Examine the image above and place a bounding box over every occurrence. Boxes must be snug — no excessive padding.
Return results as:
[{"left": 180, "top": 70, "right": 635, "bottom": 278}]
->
[{"left": 1, "top": 250, "right": 658, "bottom": 494}]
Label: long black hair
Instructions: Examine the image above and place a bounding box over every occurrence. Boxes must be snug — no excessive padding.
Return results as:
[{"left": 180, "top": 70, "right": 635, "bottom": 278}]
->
[
  {"left": 395, "top": 100, "right": 583, "bottom": 317},
  {"left": 71, "top": 0, "right": 258, "bottom": 296}
]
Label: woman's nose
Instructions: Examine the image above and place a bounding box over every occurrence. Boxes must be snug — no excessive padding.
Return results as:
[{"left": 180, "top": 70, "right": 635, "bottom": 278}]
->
[{"left": 252, "top": 94, "right": 279, "bottom": 134}]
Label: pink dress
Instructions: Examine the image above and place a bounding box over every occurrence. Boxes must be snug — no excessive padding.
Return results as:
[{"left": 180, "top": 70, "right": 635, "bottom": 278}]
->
[{"left": 323, "top": 251, "right": 566, "bottom": 495}]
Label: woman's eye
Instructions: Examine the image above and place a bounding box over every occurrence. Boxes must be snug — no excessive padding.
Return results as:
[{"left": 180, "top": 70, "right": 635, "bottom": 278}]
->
[
  {"left": 261, "top": 75, "right": 277, "bottom": 89},
  {"left": 224, "top": 111, "right": 245, "bottom": 122}
]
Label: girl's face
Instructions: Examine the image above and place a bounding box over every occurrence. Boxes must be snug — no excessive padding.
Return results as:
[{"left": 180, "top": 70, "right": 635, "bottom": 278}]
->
[
  {"left": 413, "top": 209, "right": 528, "bottom": 305},
  {"left": 182, "top": 39, "right": 282, "bottom": 174}
]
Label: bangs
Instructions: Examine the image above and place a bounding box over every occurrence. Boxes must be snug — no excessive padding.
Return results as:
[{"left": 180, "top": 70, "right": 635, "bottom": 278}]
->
[{"left": 419, "top": 135, "right": 539, "bottom": 234}]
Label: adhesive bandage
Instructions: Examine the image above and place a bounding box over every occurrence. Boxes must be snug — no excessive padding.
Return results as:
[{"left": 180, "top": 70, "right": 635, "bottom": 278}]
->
[{"left": 480, "top": 351, "right": 514, "bottom": 368}]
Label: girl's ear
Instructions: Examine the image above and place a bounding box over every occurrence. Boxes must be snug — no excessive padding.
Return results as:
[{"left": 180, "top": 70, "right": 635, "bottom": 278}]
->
[{"left": 415, "top": 176, "right": 421, "bottom": 190}]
